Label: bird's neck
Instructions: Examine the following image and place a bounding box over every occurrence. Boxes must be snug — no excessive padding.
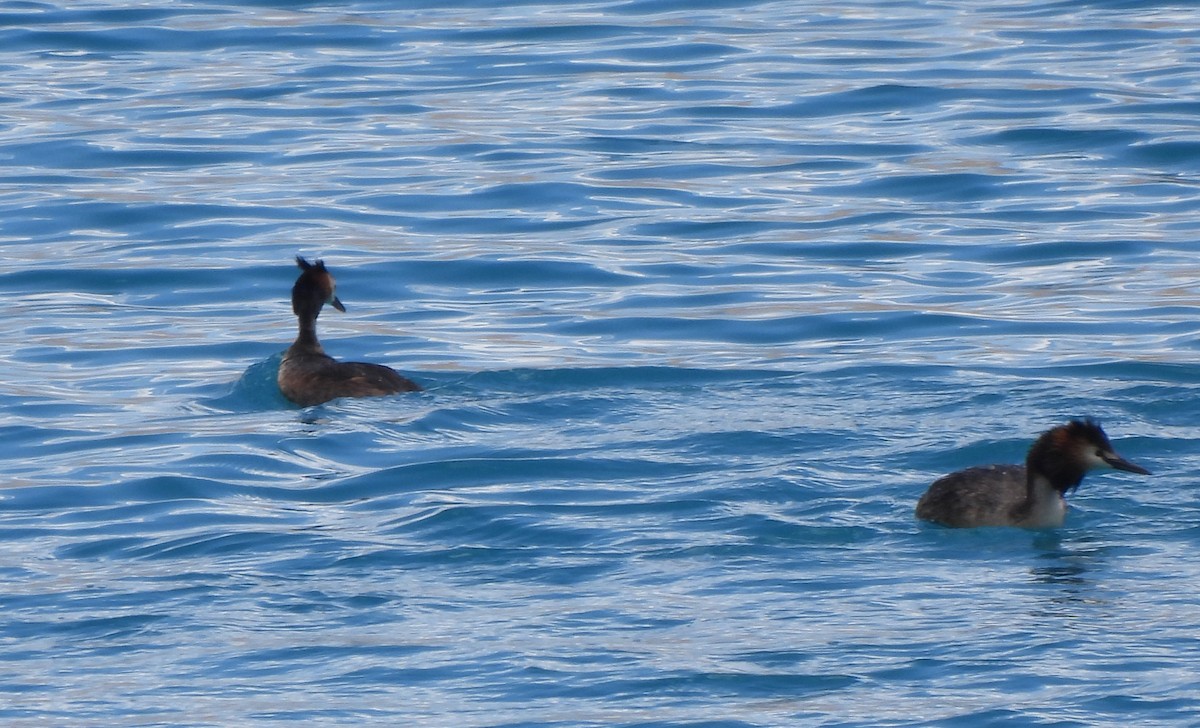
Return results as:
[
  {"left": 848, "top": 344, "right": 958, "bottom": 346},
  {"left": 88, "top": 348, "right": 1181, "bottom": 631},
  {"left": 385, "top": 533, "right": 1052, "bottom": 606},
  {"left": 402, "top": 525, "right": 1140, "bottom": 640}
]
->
[{"left": 290, "top": 311, "right": 325, "bottom": 354}]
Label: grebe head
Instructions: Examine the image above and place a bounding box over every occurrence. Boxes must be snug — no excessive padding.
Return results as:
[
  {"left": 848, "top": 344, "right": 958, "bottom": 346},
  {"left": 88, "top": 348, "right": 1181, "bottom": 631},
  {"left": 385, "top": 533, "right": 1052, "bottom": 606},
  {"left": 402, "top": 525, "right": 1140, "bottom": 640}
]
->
[
  {"left": 1028, "top": 418, "right": 1150, "bottom": 493},
  {"left": 292, "top": 256, "right": 345, "bottom": 318}
]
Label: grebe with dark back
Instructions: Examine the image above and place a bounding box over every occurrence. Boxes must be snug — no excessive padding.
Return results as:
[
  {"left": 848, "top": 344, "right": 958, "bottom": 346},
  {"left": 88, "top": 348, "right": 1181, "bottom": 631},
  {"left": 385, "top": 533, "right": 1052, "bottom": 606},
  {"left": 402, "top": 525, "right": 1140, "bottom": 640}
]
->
[
  {"left": 277, "top": 256, "right": 421, "bottom": 407},
  {"left": 916, "top": 419, "right": 1149, "bottom": 528}
]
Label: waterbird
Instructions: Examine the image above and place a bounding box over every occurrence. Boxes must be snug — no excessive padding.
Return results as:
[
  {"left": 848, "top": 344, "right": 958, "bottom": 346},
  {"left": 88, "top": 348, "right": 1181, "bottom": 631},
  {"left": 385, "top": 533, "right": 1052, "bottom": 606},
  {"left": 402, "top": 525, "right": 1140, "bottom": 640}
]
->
[
  {"left": 277, "top": 256, "right": 421, "bottom": 407},
  {"left": 915, "top": 418, "right": 1149, "bottom": 528}
]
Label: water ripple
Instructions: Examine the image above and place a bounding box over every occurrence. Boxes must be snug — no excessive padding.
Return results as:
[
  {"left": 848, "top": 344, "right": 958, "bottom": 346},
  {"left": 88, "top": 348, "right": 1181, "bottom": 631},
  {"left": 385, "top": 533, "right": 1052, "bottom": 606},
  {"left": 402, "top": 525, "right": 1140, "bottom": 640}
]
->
[{"left": 2, "top": 0, "right": 1200, "bottom": 726}]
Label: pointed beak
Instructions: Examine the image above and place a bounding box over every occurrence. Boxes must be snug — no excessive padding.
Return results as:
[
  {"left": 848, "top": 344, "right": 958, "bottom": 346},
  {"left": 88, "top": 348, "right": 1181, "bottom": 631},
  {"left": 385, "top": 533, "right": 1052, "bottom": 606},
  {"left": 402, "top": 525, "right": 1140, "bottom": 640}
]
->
[
  {"left": 330, "top": 295, "right": 345, "bottom": 312},
  {"left": 1104, "top": 452, "right": 1150, "bottom": 475}
]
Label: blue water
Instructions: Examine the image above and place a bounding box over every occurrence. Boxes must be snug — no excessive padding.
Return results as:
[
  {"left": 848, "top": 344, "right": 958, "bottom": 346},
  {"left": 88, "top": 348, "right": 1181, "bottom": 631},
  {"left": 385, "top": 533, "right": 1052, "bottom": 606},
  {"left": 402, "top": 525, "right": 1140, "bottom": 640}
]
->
[{"left": 2, "top": 0, "right": 1200, "bottom": 725}]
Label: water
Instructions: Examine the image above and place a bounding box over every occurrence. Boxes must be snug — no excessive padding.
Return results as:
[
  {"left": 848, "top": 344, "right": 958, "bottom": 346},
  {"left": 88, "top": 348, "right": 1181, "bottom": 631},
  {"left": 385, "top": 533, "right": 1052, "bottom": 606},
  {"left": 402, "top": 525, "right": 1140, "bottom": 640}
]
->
[{"left": 2, "top": 0, "right": 1200, "bottom": 725}]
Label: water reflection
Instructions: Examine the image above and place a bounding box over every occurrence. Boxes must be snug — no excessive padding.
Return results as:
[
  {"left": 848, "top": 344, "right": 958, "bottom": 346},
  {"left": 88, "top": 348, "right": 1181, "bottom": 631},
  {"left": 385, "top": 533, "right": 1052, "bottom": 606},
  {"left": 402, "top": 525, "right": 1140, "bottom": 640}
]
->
[{"left": 1029, "top": 532, "right": 1112, "bottom": 617}]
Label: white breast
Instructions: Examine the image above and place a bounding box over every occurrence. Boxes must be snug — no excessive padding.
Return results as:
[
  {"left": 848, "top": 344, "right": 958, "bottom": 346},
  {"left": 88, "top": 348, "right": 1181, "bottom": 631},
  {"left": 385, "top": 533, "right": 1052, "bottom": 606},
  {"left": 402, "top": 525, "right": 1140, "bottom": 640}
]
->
[{"left": 1020, "top": 474, "right": 1068, "bottom": 528}]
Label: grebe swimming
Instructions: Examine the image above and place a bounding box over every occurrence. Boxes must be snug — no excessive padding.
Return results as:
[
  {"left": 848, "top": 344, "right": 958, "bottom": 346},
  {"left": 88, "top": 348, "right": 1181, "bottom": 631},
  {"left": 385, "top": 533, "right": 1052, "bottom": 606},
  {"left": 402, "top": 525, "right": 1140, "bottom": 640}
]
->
[
  {"left": 277, "top": 256, "right": 421, "bottom": 407},
  {"left": 916, "top": 419, "right": 1149, "bottom": 528}
]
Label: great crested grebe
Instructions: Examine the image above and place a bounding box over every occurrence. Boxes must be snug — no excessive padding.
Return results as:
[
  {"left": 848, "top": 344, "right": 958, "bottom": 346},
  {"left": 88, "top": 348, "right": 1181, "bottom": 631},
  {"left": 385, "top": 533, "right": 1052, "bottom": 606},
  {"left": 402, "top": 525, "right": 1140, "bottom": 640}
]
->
[
  {"left": 277, "top": 256, "right": 420, "bottom": 407},
  {"left": 916, "top": 418, "right": 1149, "bottom": 528}
]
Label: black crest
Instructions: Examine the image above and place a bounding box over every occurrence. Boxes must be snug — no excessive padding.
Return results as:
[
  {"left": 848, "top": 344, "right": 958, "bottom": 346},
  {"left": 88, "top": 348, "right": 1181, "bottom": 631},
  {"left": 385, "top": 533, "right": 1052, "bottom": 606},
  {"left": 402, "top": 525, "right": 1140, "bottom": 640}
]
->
[
  {"left": 1062, "top": 418, "right": 1111, "bottom": 449},
  {"left": 295, "top": 255, "right": 328, "bottom": 272}
]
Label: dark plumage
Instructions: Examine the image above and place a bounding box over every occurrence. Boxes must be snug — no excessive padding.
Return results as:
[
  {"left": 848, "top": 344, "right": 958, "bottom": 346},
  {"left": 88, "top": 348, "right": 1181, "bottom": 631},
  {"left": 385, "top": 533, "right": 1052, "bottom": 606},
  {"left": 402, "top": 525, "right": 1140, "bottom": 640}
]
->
[
  {"left": 277, "top": 256, "right": 421, "bottom": 407},
  {"left": 916, "top": 419, "right": 1149, "bottom": 529}
]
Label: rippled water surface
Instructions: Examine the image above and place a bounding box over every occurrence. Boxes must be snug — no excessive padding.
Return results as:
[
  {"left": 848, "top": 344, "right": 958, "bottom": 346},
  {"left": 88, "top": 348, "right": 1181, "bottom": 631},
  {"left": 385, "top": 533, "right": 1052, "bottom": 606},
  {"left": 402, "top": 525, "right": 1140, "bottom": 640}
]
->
[{"left": 3, "top": 1, "right": 1200, "bottom": 725}]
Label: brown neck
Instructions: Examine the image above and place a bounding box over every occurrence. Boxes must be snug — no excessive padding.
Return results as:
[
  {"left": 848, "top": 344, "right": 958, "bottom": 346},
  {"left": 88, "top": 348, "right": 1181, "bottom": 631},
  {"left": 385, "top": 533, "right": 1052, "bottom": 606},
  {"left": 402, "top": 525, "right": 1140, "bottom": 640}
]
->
[
  {"left": 1026, "top": 446, "right": 1085, "bottom": 496},
  {"left": 291, "top": 309, "right": 325, "bottom": 354}
]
